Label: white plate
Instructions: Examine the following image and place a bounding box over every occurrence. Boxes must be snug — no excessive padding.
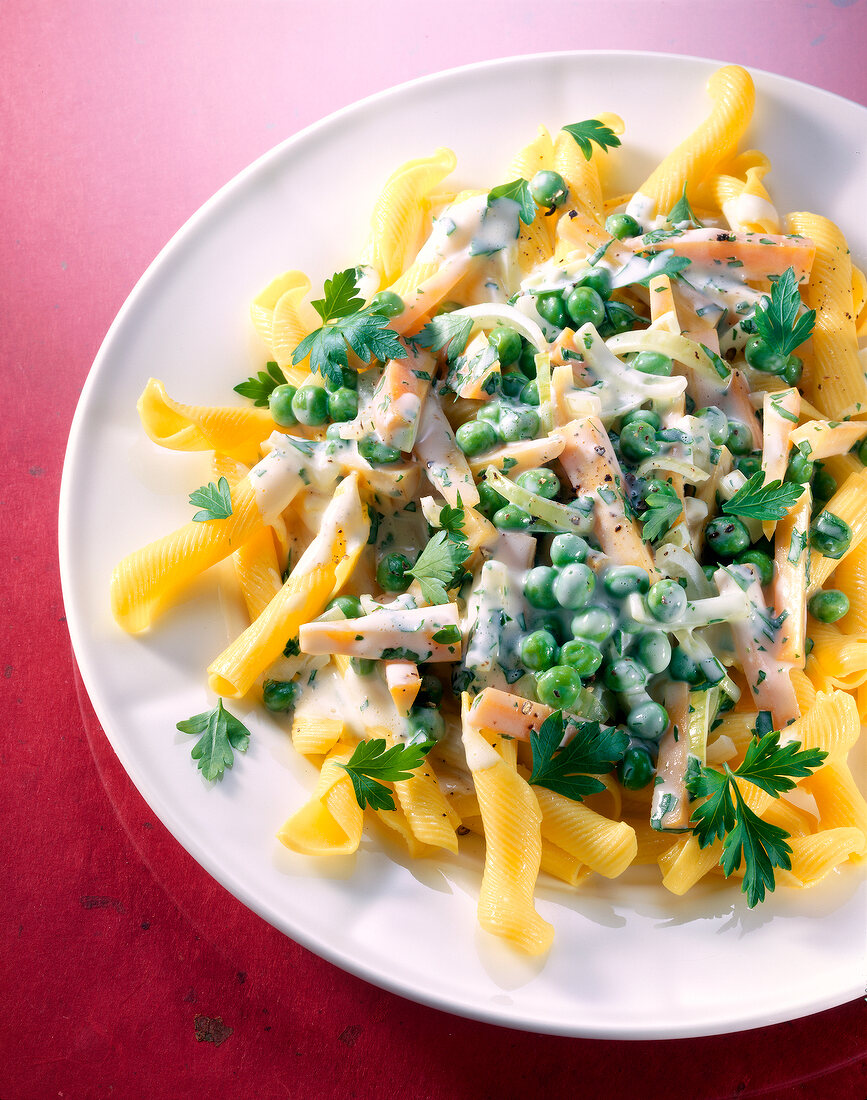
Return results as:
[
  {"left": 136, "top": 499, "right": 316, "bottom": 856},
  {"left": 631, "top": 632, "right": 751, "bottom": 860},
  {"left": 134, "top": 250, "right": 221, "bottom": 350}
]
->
[{"left": 59, "top": 52, "right": 867, "bottom": 1038}]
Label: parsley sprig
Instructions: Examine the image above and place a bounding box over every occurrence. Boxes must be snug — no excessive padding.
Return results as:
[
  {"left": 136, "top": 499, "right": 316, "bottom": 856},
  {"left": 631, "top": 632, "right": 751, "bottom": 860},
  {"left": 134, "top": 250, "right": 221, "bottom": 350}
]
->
[
  {"left": 686, "top": 730, "right": 826, "bottom": 906},
  {"left": 410, "top": 313, "right": 473, "bottom": 364},
  {"left": 722, "top": 472, "right": 804, "bottom": 521},
  {"left": 189, "top": 476, "right": 233, "bottom": 521},
  {"left": 528, "top": 711, "right": 629, "bottom": 802},
  {"left": 641, "top": 482, "right": 683, "bottom": 542},
  {"left": 561, "top": 119, "right": 622, "bottom": 161},
  {"left": 407, "top": 528, "right": 471, "bottom": 605},
  {"left": 340, "top": 737, "right": 435, "bottom": 811},
  {"left": 176, "top": 699, "right": 251, "bottom": 782},
  {"left": 292, "top": 268, "right": 406, "bottom": 388},
  {"left": 488, "top": 179, "right": 537, "bottom": 226},
  {"left": 234, "top": 360, "right": 288, "bottom": 406},
  {"left": 753, "top": 266, "right": 816, "bottom": 359}
]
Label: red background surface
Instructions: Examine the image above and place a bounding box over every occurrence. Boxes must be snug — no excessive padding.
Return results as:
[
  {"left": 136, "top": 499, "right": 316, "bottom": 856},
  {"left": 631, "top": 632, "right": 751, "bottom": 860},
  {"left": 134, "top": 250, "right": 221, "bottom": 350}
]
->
[{"left": 3, "top": 2, "right": 866, "bottom": 1097}]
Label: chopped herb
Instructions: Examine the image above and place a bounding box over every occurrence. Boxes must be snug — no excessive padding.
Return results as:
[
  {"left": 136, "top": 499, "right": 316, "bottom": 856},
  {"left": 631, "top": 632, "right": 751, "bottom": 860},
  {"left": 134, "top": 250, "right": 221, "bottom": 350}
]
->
[
  {"left": 529, "top": 711, "right": 629, "bottom": 802},
  {"left": 234, "top": 360, "right": 287, "bottom": 406},
  {"left": 641, "top": 483, "right": 683, "bottom": 542},
  {"left": 753, "top": 266, "right": 816, "bottom": 359},
  {"left": 722, "top": 472, "right": 804, "bottom": 521},
  {"left": 407, "top": 530, "right": 471, "bottom": 605},
  {"left": 410, "top": 313, "right": 473, "bottom": 365},
  {"left": 487, "top": 178, "right": 536, "bottom": 226},
  {"left": 667, "top": 183, "right": 703, "bottom": 228},
  {"left": 561, "top": 119, "right": 622, "bottom": 161}
]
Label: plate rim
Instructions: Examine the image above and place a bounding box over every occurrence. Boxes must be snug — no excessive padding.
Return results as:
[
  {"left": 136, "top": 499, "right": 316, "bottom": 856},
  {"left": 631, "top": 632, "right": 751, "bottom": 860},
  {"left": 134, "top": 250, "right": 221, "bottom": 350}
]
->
[{"left": 59, "top": 48, "right": 867, "bottom": 1038}]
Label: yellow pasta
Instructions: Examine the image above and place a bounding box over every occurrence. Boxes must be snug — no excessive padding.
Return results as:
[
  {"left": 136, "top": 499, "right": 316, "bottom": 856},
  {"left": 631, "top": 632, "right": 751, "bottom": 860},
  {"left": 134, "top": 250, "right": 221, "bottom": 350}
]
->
[
  {"left": 807, "top": 469, "right": 867, "bottom": 593},
  {"left": 277, "top": 746, "right": 363, "bottom": 856},
  {"left": 776, "top": 829, "right": 866, "bottom": 887},
  {"left": 291, "top": 715, "right": 345, "bottom": 756}
]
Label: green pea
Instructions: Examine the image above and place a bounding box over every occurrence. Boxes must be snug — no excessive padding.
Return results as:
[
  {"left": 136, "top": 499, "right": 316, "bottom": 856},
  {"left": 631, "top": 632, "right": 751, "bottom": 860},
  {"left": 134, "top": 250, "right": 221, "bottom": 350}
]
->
[
  {"left": 327, "top": 386, "right": 358, "bottom": 423},
  {"left": 408, "top": 706, "right": 445, "bottom": 742},
  {"left": 810, "top": 510, "right": 852, "bottom": 559},
  {"left": 263, "top": 679, "right": 300, "bottom": 712},
  {"left": 734, "top": 453, "right": 762, "bottom": 478},
  {"left": 550, "top": 533, "right": 589, "bottom": 565},
  {"left": 632, "top": 351, "right": 673, "bottom": 377},
  {"left": 369, "top": 290, "right": 405, "bottom": 317},
  {"left": 604, "top": 657, "right": 649, "bottom": 693},
  {"left": 602, "top": 565, "right": 650, "bottom": 599},
  {"left": 553, "top": 562, "right": 596, "bottom": 610},
  {"left": 669, "top": 647, "right": 701, "bottom": 684},
  {"left": 634, "top": 630, "right": 672, "bottom": 674},
  {"left": 535, "top": 612, "right": 569, "bottom": 645},
  {"left": 573, "top": 266, "right": 613, "bottom": 300},
  {"left": 620, "top": 420, "right": 660, "bottom": 463},
  {"left": 786, "top": 451, "right": 814, "bottom": 484},
  {"left": 326, "top": 594, "right": 363, "bottom": 619},
  {"left": 517, "top": 467, "right": 560, "bottom": 499},
  {"left": 456, "top": 418, "right": 498, "bottom": 457},
  {"left": 476, "top": 401, "right": 502, "bottom": 423},
  {"left": 493, "top": 504, "right": 533, "bottom": 531},
  {"left": 520, "top": 629, "right": 559, "bottom": 671},
  {"left": 808, "top": 589, "right": 850, "bottom": 623},
  {"left": 745, "top": 334, "right": 787, "bottom": 374},
  {"left": 695, "top": 406, "right": 729, "bottom": 446},
  {"left": 417, "top": 673, "right": 444, "bottom": 707},
  {"left": 291, "top": 384, "right": 329, "bottom": 426},
  {"left": 622, "top": 408, "right": 662, "bottom": 432},
  {"left": 570, "top": 605, "right": 615, "bottom": 643},
  {"left": 536, "top": 292, "right": 568, "bottom": 329},
  {"left": 488, "top": 325, "right": 523, "bottom": 366},
  {"left": 646, "top": 578, "right": 687, "bottom": 623},
  {"left": 478, "top": 482, "right": 507, "bottom": 519},
  {"left": 519, "top": 342, "right": 539, "bottom": 378},
  {"left": 782, "top": 354, "right": 803, "bottom": 386},
  {"left": 627, "top": 700, "right": 669, "bottom": 741},
  {"left": 325, "top": 422, "right": 345, "bottom": 442},
  {"left": 604, "top": 301, "right": 639, "bottom": 334},
  {"left": 812, "top": 468, "right": 837, "bottom": 502},
  {"left": 525, "top": 565, "right": 559, "bottom": 609},
  {"left": 323, "top": 365, "right": 358, "bottom": 392},
  {"left": 500, "top": 371, "right": 526, "bottom": 397},
  {"left": 350, "top": 657, "right": 376, "bottom": 676},
  {"left": 268, "top": 383, "right": 298, "bottom": 426},
  {"left": 735, "top": 548, "right": 774, "bottom": 587},
  {"left": 520, "top": 380, "right": 540, "bottom": 406},
  {"left": 726, "top": 420, "right": 754, "bottom": 455},
  {"left": 499, "top": 407, "right": 540, "bottom": 442},
  {"left": 535, "top": 665, "right": 583, "bottom": 709},
  {"left": 376, "top": 552, "right": 411, "bottom": 593},
  {"left": 618, "top": 745, "right": 654, "bottom": 789},
  {"left": 605, "top": 212, "right": 641, "bottom": 240},
  {"left": 558, "top": 639, "right": 604, "bottom": 678},
  {"left": 434, "top": 300, "right": 462, "bottom": 315},
  {"left": 565, "top": 286, "right": 606, "bottom": 328},
  {"left": 705, "top": 516, "right": 751, "bottom": 558},
  {"left": 530, "top": 169, "right": 569, "bottom": 207},
  {"left": 358, "top": 436, "right": 402, "bottom": 464}
]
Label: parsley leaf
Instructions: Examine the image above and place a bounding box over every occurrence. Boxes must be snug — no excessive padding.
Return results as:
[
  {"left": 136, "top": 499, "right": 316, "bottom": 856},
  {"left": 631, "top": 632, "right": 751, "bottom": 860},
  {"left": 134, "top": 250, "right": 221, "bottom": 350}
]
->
[
  {"left": 310, "top": 267, "right": 365, "bottom": 323},
  {"left": 561, "top": 119, "right": 622, "bottom": 161},
  {"left": 292, "top": 269, "right": 406, "bottom": 388},
  {"left": 488, "top": 178, "right": 536, "bottom": 226},
  {"left": 641, "top": 483, "right": 683, "bottom": 542},
  {"left": 189, "top": 476, "right": 233, "bottom": 521},
  {"left": 722, "top": 472, "right": 804, "bottom": 521},
  {"left": 437, "top": 493, "right": 467, "bottom": 540},
  {"left": 686, "top": 730, "right": 826, "bottom": 906},
  {"left": 753, "top": 266, "right": 816, "bottom": 359},
  {"left": 340, "top": 737, "right": 435, "bottom": 811},
  {"left": 410, "top": 313, "right": 473, "bottom": 365},
  {"left": 407, "top": 530, "right": 471, "bottom": 605},
  {"left": 667, "top": 183, "right": 703, "bottom": 228},
  {"left": 176, "top": 699, "right": 251, "bottom": 782},
  {"left": 234, "top": 360, "right": 287, "bottom": 406},
  {"left": 529, "top": 711, "right": 629, "bottom": 801}
]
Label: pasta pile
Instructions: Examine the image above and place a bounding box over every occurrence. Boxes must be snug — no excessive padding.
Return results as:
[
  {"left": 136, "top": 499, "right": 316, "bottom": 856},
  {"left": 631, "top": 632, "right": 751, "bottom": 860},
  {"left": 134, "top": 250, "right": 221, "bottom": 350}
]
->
[{"left": 111, "top": 65, "right": 867, "bottom": 954}]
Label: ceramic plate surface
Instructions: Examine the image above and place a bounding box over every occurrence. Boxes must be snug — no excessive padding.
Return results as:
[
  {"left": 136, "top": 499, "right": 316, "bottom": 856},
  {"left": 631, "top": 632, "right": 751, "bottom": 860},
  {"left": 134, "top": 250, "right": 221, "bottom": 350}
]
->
[{"left": 59, "top": 52, "right": 867, "bottom": 1037}]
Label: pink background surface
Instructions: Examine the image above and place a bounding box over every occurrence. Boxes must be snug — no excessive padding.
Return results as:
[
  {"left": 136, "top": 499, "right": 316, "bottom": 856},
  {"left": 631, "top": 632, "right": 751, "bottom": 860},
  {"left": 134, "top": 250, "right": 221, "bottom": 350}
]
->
[{"left": 3, "top": 2, "right": 867, "bottom": 1097}]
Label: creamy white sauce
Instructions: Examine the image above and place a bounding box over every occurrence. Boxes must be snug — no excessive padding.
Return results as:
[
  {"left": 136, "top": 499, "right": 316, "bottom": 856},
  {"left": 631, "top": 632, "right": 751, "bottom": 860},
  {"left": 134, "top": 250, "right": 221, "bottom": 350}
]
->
[
  {"left": 461, "top": 722, "right": 501, "bottom": 772},
  {"left": 416, "top": 194, "right": 489, "bottom": 265},
  {"left": 624, "top": 191, "right": 656, "bottom": 227},
  {"left": 248, "top": 433, "right": 308, "bottom": 523},
  {"left": 722, "top": 192, "right": 780, "bottom": 233}
]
